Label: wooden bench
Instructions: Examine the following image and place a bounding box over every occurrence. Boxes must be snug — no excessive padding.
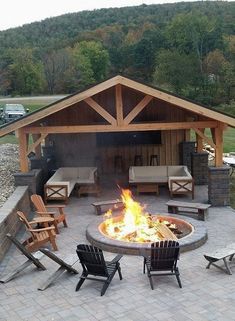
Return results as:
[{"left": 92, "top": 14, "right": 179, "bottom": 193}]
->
[
  {"left": 166, "top": 200, "right": 211, "bottom": 221},
  {"left": 92, "top": 199, "right": 123, "bottom": 215},
  {"left": 204, "top": 243, "right": 235, "bottom": 274}
]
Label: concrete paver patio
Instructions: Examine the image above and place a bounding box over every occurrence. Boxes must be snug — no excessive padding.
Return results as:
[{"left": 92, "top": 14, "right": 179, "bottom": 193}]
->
[{"left": 1, "top": 184, "right": 235, "bottom": 321}]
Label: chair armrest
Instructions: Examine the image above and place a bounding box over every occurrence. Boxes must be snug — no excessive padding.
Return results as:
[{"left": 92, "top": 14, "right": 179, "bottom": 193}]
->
[
  {"left": 168, "top": 176, "right": 192, "bottom": 181},
  {"left": 30, "top": 217, "right": 54, "bottom": 224},
  {"left": 45, "top": 205, "right": 65, "bottom": 209},
  {"left": 108, "top": 254, "right": 123, "bottom": 265},
  {"left": 88, "top": 168, "right": 98, "bottom": 182},
  {"left": 37, "top": 211, "right": 56, "bottom": 216},
  {"left": 29, "top": 226, "right": 55, "bottom": 232}
]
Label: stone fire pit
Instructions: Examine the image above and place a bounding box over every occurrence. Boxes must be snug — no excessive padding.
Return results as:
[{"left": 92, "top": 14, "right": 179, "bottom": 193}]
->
[{"left": 86, "top": 214, "right": 207, "bottom": 255}]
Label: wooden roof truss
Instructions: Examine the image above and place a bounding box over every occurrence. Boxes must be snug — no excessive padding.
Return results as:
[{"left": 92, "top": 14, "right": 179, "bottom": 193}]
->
[{"left": 4, "top": 76, "right": 233, "bottom": 172}]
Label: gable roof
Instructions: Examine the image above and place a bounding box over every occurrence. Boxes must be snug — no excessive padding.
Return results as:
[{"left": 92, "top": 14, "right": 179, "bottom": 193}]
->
[{"left": 1, "top": 75, "right": 235, "bottom": 137}]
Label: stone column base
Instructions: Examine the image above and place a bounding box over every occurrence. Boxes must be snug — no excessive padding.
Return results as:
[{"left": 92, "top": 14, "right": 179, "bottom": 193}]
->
[{"left": 208, "top": 166, "right": 230, "bottom": 206}]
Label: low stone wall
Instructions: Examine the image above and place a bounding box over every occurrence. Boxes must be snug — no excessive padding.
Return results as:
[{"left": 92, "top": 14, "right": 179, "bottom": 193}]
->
[
  {"left": 0, "top": 186, "right": 30, "bottom": 262},
  {"left": 14, "top": 169, "right": 45, "bottom": 196}
]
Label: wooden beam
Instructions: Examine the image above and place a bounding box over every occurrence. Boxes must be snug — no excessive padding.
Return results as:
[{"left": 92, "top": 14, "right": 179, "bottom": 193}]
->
[
  {"left": 32, "top": 134, "right": 42, "bottom": 158},
  {"left": 0, "top": 76, "right": 120, "bottom": 137},
  {"left": 115, "top": 84, "right": 124, "bottom": 126},
  {"left": 1, "top": 75, "right": 235, "bottom": 139},
  {"left": 193, "top": 128, "right": 216, "bottom": 149},
  {"left": 28, "top": 134, "right": 48, "bottom": 156},
  {"left": 119, "top": 76, "right": 235, "bottom": 127},
  {"left": 123, "top": 95, "right": 153, "bottom": 125},
  {"left": 18, "top": 129, "right": 29, "bottom": 172},
  {"left": 84, "top": 97, "right": 116, "bottom": 125},
  {"left": 24, "top": 120, "right": 218, "bottom": 134}
]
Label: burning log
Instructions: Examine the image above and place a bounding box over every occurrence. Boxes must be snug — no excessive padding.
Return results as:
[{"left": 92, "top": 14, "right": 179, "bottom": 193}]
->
[
  {"left": 156, "top": 224, "right": 178, "bottom": 241},
  {"left": 103, "top": 189, "right": 181, "bottom": 243}
]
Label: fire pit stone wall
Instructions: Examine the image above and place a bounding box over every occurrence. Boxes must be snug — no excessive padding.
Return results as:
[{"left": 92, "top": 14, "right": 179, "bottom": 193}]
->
[{"left": 86, "top": 214, "right": 207, "bottom": 255}]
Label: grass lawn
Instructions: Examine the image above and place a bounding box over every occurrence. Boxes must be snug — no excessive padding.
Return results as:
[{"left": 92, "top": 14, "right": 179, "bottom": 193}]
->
[{"left": 223, "top": 127, "right": 235, "bottom": 153}]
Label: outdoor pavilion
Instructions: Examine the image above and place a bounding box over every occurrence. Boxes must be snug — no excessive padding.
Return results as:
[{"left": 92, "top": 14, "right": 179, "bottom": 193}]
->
[
  {"left": 1, "top": 76, "right": 235, "bottom": 320},
  {"left": 0, "top": 75, "right": 235, "bottom": 204}
]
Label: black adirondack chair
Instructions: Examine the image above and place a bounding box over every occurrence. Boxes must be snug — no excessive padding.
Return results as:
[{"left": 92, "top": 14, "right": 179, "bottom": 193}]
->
[
  {"left": 76, "top": 244, "right": 123, "bottom": 296},
  {"left": 143, "top": 240, "right": 182, "bottom": 289}
]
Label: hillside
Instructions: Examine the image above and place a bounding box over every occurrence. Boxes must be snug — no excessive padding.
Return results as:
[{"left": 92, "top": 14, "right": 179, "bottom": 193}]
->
[
  {"left": 0, "top": 2, "right": 234, "bottom": 51},
  {"left": 0, "top": 1, "right": 234, "bottom": 109}
]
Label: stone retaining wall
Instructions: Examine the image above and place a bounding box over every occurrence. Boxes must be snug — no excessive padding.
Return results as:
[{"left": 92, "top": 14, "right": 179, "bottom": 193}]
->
[
  {"left": 0, "top": 186, "right": 30, "bottom": 262},
  {"left": 14, "top": 169, "right": 45, "bottom": 196}
]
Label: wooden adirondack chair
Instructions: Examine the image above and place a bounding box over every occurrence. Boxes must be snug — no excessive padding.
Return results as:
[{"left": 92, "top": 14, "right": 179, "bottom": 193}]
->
[
  {"left": 31, "top": 194, "right": 68, "bottom": 234},
  {"left": 143, "top": 240, "right": 182, "bottom": 289},
  {"left": 76, "top": 244, "right": 123, "bottom": 296},
  {"left": 17, "top": 211, "right": 58, "bottom": 252}
]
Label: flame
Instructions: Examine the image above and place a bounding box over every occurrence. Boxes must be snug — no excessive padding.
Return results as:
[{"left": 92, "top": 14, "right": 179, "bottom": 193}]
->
[{"left": 103, "top": 189, "right": 177, "bottom": 243}]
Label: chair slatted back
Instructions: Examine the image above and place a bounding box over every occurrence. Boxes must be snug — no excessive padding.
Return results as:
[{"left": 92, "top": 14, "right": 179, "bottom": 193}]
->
[
  {"left": 17, "top": 211, "right": 32, "bottom": 230},
  {"left": 31, "top": 194, "right": 47, "bottom": 212},
  {"left": 17, "top": 211, "right": 37, "bottom": 240},
  {"left": 150, "top": 240, "right": 180, "bottom": 271},
  {"left": 76, "top": 244, "right": 108, "bottom": 277}
]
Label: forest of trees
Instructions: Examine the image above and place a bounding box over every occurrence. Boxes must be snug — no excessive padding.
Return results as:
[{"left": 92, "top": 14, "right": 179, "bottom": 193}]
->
[{"left": 0, "top": 1, "right": 234, "bottom": 108}]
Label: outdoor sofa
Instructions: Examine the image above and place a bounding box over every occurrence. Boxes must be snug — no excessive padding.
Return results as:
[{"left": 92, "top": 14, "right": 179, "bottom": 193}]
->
[
  {"left": 129, "top": 165, "right": 194, "bottom": 198},
  {"left": 44, "top": 167, "right": 98, "bottom": 203}
]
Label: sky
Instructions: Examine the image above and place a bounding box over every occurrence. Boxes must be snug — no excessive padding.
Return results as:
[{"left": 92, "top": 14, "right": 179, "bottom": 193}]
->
[{"left": 0, "top": 0, "right": 201, "bottom": 31}]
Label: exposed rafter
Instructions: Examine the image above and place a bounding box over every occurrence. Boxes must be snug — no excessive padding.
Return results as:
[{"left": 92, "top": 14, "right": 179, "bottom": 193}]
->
[
  {"left": 84, "top": 97, "right": 116, "bottom": 125},
  {"left": 193, "top": 128, "right": 216, "bottom": 149},
  {"left": 27, "top": 133, "right": 48, "bottom": 156},
  {"left": 124, "top": 95, "right": 153, "bottom": 125},
  {"left": 0, "top": 75, "right": 235, "bottom": 138}
]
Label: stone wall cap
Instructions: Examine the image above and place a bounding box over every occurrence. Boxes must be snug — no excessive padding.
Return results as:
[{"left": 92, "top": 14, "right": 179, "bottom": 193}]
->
[
  {"left": 14, "top": 172, "right": 35, "bottom": 177},
  {"left": 192, "top": 152, "right": 209, "bottom": 156},
  {"left": 208, "top": 166, "right": 230, "bottom": 171}
]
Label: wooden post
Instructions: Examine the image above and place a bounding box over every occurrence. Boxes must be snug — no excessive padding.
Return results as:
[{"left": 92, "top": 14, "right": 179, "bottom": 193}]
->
[
  {"left": 213, "top": 123, "right": 224, "bottom": 167},
  {"left": 18, "top": 128, "right": 29, "bottom": 172},
  {"left": 196, "top": 128, "right": 204, "bottom": 152},
  {"left": 115, "top": 84, "right": 123, "bottom": 126}
]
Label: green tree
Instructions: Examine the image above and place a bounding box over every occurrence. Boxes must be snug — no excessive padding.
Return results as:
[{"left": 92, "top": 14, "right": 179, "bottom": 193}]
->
[
  {"left": 153, "top": 49, "right": 201, "bottom": 96},
  {"left": 131, "top": 29, "right": 165, "bottom": 81},
  {"left": 8, "top": 48, "right": 45, "bottom": 95},
  {"left": 223, "top": 36, "right": 235, "bottom": 102},
  {"left": 73, "top": 41, "right": 110, "bottom": 83},
  {"left": 166, "top": 12, "right": 223, "bottom": 73},
  {"left": 41, "top": 48, "right": 71, "bottom": 94}
]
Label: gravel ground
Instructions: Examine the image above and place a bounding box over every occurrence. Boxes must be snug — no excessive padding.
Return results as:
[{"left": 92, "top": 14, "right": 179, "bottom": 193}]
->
[{"left": 0, "top": 143, "right": 19, "bottom": 207}]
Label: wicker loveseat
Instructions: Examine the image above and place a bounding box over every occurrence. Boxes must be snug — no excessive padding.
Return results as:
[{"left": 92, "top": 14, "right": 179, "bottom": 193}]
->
[
  {"left": 44, "top": 167, "right": 98, "bottom": 203},
  {"left": 129, "top": 165, "right": 194, "bottom": 198}
]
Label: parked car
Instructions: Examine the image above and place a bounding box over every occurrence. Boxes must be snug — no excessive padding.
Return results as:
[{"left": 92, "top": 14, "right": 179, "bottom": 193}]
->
[{"left": 0, "top": 104, "right": 29, "bottom": 123}]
